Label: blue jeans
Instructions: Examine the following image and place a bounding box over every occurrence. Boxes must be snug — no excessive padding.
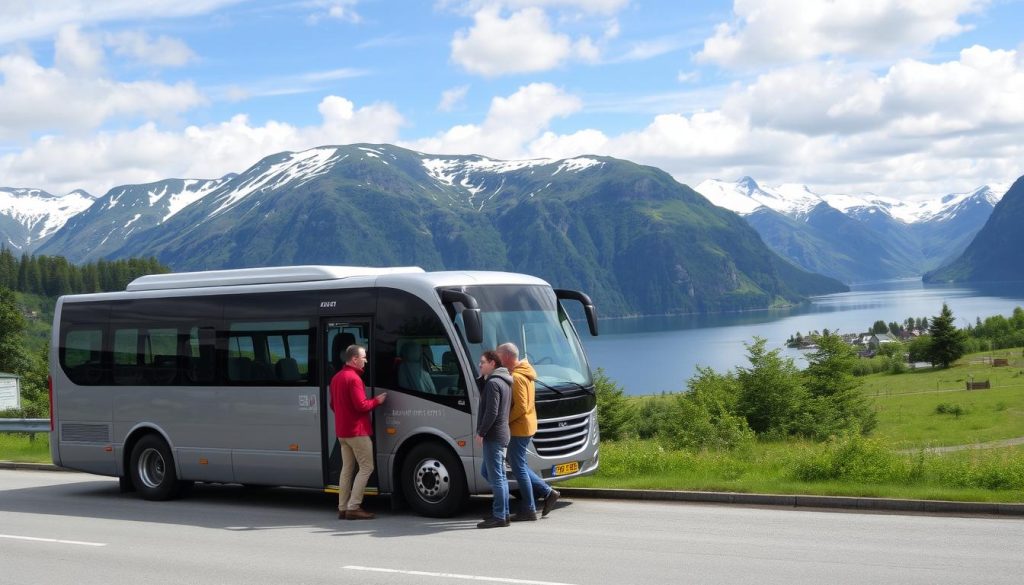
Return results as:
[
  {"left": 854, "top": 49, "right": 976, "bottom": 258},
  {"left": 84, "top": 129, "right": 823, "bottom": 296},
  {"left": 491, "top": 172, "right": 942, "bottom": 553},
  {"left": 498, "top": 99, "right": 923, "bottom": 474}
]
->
[
  {"left": 481, "top": 440, "right": 508, "bottom": 520},
  {"left": 508, "top": 436, "right": 552, "bottom": 513}
]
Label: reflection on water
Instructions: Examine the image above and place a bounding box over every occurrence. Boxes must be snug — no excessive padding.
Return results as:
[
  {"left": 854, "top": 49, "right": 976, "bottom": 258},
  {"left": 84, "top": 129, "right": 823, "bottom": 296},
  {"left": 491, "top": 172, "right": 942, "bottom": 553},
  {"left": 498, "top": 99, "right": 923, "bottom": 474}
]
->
[{"left": 579, "top": 279, "right": 1024, "bottom": 395}]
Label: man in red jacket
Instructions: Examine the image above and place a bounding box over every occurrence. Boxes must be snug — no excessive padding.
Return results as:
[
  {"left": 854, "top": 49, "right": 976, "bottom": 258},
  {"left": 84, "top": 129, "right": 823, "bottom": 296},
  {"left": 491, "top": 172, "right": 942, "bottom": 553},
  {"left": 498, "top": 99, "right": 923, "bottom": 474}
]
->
[{"left": 331, "top": 344, "right": 386, "bottom": 520}]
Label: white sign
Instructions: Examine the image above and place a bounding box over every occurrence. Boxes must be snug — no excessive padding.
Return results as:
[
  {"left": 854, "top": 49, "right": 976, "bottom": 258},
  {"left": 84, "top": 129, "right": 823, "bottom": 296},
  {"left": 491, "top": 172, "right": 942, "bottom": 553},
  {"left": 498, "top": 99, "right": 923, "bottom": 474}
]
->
[{"left": 0, "top": 378, "right": 19, "bottom": 410}]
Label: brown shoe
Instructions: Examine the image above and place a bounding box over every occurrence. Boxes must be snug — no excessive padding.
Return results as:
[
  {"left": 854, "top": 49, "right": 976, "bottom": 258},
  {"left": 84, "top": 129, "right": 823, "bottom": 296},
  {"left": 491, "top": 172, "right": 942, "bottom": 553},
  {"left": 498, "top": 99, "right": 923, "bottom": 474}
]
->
[
  {"left": 345, "top": 508, "right": 376, "bottom": 520},
  {"left": 337, "top": 510, "right": 346, "bottom": 520}
]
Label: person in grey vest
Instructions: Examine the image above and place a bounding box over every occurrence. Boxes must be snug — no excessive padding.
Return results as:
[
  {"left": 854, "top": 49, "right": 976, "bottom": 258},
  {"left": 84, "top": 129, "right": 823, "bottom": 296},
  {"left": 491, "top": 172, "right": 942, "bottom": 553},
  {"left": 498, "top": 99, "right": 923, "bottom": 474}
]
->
[{"left": 475, "top": 349, "right": 512, "bottom": 529}]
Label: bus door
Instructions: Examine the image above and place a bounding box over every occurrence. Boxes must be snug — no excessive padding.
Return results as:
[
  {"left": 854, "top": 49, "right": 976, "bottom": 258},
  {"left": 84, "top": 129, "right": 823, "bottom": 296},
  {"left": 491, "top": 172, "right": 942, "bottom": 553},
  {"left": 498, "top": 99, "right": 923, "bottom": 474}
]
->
[{"left": 320, "top": 319, "right": 378, "bottom": 492}]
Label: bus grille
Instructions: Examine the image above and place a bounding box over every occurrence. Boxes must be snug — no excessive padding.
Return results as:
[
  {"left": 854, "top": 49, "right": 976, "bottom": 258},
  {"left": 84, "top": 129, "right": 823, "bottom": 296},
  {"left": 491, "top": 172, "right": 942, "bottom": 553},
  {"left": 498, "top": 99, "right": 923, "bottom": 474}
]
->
[{"left": 534, "top": 412, "right": 591, "bottom": 458}]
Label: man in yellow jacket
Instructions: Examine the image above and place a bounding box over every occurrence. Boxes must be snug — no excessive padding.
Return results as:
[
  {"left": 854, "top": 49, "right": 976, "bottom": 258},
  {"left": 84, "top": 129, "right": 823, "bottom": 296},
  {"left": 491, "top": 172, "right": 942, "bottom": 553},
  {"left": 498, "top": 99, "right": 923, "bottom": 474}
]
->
[{"left": 497, "top": 342, "right": 560, "bottom": 521}]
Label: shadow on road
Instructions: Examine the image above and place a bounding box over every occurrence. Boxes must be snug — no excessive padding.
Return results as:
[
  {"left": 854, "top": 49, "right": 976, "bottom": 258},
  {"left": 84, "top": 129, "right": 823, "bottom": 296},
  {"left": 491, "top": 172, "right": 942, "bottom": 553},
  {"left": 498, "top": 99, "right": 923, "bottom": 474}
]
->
[{"left": 0, "top": 475, "right": 572, "bottom": 538}]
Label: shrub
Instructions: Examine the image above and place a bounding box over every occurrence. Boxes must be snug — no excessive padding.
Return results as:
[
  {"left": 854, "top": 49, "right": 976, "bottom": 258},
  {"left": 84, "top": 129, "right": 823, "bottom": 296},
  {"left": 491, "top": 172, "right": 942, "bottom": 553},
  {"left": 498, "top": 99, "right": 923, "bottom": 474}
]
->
[
  {"left": 791, "top": 436, "right": 913, "bottom": 484},
  {"left": 594, "top": 368, "right": 634, "bottom": 441},
  {"left": 935, "top": 403, "right": 966, "bottom": 417}
]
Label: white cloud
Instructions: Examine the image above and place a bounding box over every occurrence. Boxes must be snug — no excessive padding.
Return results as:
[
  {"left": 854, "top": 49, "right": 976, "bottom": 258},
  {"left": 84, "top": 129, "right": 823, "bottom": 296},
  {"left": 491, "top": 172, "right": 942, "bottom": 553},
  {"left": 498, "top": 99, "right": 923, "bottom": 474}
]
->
[
  {"left": 442, "top": 0, "right": 630, "bottom": 16},
  {"left": 106, "top": 31, "right": 197, "bottom": 67},
  {"left": 407, "top": 83, "right": 582, "bottom": 158},
  {"left": 0, "top": 95, "right": 404, "bottom": 195},
  {"left": 307, "top": 0, "right": 362, "bottom": 24},
  {"left": 0, "top": 0, "right": 246, "bottom": 44},
  {"left": 698, "top": 0, "right": 987, "bottom": 68},
  {"left": 0, "top": 34, "right": 205, "bottom": 139},
  {"left": 438, "top": 85, "right": 470, "bottom": 112},
  {"left": 450, "top": 6, "right": 600, "bottom": 76}
]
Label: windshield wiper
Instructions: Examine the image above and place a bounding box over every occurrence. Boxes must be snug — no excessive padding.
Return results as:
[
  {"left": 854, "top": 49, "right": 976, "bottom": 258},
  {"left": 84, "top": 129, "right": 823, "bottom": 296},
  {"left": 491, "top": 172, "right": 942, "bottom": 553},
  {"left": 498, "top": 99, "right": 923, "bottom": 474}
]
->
[
  {"left": 533, "top": 379, "right": 565, "bottom": 396},
  {"left": 535, "top": 378, "right": 595, "bottom": 396}
]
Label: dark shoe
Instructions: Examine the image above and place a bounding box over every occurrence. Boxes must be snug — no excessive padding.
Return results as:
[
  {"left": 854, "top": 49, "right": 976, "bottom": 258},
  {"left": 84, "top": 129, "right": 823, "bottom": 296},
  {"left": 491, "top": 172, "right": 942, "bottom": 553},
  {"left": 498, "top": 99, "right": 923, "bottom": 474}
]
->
[
  {"left": 337, "top": 510, "right": 346, "bottom": 520},
  {"left": 510, "top": 510, "right": 538, "bottom": 522},
  {"left": 477, "top": 516, "right": 509, "bottom": 529},
  {"left": 541, "top": 489, "right": 560, "bottom": 517},
  {"left": 345, "top": 508, "right": 376, "bottom": 520}
]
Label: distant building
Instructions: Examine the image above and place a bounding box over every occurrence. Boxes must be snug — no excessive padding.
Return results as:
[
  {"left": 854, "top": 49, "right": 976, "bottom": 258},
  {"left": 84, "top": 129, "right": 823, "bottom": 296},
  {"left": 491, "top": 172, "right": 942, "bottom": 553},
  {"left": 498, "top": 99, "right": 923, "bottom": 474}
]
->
[{"left": 869, "top": 333, "right": 898, "bottom": 349}]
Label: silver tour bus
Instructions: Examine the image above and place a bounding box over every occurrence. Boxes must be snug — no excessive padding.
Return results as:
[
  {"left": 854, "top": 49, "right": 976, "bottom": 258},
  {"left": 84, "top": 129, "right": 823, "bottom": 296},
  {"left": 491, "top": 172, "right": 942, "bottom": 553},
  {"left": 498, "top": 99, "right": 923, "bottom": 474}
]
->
[{"left": 49, "top": 266, "right": 600, "bottom": 516}]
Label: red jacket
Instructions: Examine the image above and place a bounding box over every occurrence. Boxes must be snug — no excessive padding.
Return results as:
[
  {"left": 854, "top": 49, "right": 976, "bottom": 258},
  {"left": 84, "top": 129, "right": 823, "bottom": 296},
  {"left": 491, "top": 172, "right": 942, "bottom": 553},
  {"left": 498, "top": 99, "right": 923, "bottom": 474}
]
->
[{"left": 330, "top": 365, "right": 379, "bottom": 438}]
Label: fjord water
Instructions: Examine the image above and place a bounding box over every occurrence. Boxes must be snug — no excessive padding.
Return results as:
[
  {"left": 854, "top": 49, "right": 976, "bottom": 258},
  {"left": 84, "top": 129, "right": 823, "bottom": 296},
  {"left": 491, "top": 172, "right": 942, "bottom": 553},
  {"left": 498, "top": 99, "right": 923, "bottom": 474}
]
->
[{"left": 579, "top": 280, "right": 1024, "bottom": 396}]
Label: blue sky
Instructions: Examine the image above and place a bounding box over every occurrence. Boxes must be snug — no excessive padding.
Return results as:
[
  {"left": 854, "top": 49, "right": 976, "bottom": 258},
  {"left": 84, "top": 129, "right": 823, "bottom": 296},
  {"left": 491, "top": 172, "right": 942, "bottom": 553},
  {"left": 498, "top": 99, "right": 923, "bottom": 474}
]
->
[{"left": 1, "top": 0, "right": 1023, "bottom": 199}]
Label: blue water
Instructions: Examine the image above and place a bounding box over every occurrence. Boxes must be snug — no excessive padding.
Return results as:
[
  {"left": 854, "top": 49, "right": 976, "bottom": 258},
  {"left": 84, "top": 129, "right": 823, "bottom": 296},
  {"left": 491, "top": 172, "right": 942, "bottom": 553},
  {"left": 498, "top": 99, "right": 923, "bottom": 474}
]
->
[{"left": 579, "top": 280, "right": 1024, "bottom": 395}]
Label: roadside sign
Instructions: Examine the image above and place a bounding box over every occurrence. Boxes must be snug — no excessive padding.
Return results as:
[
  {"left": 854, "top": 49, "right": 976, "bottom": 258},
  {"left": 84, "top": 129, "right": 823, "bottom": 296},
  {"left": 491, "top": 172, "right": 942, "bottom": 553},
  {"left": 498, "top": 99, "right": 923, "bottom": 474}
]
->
[{"left": 0, "top": 375, "right": 20, "bottom": 410}]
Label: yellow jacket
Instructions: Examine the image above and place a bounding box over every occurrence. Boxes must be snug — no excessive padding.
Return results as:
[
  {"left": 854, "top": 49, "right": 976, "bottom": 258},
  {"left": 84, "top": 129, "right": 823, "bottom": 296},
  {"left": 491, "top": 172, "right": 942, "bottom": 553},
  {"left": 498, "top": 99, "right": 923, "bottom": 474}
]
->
[{"left": 508, "top": 360, "right": 538, "bottom": 437}]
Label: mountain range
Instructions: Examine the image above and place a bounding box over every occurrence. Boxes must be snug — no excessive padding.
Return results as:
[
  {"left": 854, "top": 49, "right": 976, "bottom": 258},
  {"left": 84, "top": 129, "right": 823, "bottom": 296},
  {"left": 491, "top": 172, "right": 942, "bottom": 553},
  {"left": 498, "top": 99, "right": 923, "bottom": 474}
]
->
[
  {"left": 924, "top": 175, "right": 1024, "bottom": 284},
  {"left": 0, "top": 188, "right": 96, "bottom": 252},
  {"left": 694, "top": 178, "right": 1008, "bottom": 283},
  {"left": 1, "top": 144, "right": 847, "bottom": 316}
]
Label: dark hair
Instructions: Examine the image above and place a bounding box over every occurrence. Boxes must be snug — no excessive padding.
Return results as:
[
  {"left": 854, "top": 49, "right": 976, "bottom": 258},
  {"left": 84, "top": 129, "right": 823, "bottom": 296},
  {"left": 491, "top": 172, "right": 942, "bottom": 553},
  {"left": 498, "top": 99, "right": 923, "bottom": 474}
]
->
[{"left": 480, "top": 350, "right": 500, "bottom": 367}]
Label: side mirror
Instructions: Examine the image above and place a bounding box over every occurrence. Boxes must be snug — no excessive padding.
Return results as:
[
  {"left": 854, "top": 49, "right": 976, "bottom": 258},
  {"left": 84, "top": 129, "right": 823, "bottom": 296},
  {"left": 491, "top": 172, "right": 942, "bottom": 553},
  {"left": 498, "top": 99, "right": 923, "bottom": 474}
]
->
[
  {"left": 440, "top": 289, "right": 484, "bottom": 344},
  {"left": 554, "top": 289, "right": 599, "bottom": 336}
]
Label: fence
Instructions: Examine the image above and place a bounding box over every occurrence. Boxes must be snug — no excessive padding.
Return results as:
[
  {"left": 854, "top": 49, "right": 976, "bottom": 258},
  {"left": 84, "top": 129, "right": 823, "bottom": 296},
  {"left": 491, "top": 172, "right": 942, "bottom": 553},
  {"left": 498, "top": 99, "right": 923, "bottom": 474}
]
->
[{"left": 0, "top": 418, "right": 49, "bottom": 433}]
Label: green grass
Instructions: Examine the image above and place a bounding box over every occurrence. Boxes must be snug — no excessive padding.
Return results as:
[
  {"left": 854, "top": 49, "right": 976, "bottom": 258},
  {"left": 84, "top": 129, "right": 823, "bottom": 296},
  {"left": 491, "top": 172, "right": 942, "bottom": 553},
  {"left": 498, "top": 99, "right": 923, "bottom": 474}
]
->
[
  {"left": 0, "top": 433, "right": 51, "bottom": 463},
  {"left": 862, "top": 348, "right": 1024, "bottom": 448},
  {"left": 564, "top": 438, "right": 1024, "bottom": 503}
]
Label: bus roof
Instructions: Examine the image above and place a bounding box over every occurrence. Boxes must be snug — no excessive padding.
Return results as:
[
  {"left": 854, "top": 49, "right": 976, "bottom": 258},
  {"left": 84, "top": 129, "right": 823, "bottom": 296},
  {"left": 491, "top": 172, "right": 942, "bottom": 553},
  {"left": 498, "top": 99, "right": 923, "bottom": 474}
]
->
[
  {"left": 126, "top": 265, "right": 426, "bottom": 291},
  {"left": 53, "top": 265, "right": 553, "bottom": 303}
]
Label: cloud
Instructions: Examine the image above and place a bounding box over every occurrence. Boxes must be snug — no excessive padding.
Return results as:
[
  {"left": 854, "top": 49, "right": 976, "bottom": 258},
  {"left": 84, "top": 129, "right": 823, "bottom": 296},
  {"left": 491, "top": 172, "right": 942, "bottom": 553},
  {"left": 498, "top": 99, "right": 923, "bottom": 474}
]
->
[
  {"left": 697, "top": 0, "right": 987, "bottom": 68},
  {"left": 0, "top": 29, "right": 205, "bottom": 140},
  {"left": 438, "top": 85, "right": 470, "bottom": 112},
  {"left": 306, "top": 0, "right": 362, "bottom": 24},
  {"left": 450, "top": 6, "right": 599, "bottom": 76},
  {"left": 407, "top": 83, "right": 582, "bottom": 159},
  {"left": 0, "top": 0, "right": 246, "bottom": 45},
  {"left": 0, "top": 95, "right": 404, "bottom": 195},
  {"left": 106, "top": 31, "right": 197, "bottom": 67},
  {"left": 441, "top": 0, "right": 630, "bottom": 16}
]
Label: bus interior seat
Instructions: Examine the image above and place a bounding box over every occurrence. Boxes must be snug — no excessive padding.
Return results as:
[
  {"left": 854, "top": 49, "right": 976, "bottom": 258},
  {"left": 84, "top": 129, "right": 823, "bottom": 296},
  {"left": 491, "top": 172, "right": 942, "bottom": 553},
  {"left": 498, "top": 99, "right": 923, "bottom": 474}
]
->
[
  {"left": 276, "top": 357, "right": 301, "bottom": 382},
  {"left": 114, "top": 364, "right": 143, "bottom": 385},
  {"left": 249, "top": 359, "right": 275, "bottom": 382},
  {"left": 398, "top": 342, "right": 436, "bottom": 393},
  {"left": 228, "top": 356, "right": 252, "bottom": 381},
  {"left": 441, "top": 350, "right": 457, "bottom": 372}
]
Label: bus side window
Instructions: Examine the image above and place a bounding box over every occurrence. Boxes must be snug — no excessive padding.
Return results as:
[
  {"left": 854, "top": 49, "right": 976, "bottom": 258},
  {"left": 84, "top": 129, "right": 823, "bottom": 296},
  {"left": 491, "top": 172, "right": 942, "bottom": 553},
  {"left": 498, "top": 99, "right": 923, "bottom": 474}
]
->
[
  {"left": 227, "top": 321, "right": 312, "bottom": 385},
  {"left": 62, "top": 328, "right": 105, "bottom": 385},
  {"left": 376, "top": 289, "right": 466, "bottom": 402}
]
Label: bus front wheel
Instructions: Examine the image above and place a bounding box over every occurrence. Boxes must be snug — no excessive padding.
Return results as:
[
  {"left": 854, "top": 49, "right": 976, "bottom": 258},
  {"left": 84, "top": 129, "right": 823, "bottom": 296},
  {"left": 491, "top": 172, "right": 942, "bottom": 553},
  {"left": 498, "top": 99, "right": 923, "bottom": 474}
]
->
[
  {"left": 129, "top": 435, "right": 188, "bottom": 501},
  {"left": 401, "top": 443, "right": 467, "bottom": 517}
]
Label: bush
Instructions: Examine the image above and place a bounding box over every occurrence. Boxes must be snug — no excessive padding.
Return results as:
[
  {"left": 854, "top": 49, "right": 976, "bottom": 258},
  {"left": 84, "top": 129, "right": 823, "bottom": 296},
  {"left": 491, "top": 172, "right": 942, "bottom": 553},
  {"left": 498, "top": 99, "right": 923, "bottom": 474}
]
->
[
  {"left": 935, "top": 403, "right": 966, "bottom": 417},
  {"left": 932, "top": 452, "right": 1024, "bottom": 490},
  {"left": 661, "top": 368, "right": 754, "bottom": 451},
  {"left": 791, "top": 435, "right": 914, "bottom": 484},
  {"left": 594, "top": 368, "right": 634, "bottom": 441}
]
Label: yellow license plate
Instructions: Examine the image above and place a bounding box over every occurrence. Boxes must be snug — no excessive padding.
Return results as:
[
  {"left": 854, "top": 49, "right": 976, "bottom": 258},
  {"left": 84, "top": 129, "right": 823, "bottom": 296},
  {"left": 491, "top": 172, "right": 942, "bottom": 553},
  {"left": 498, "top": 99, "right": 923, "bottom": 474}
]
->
[{"left": 552, "top": 461, "right": 579, "bottom": 476}]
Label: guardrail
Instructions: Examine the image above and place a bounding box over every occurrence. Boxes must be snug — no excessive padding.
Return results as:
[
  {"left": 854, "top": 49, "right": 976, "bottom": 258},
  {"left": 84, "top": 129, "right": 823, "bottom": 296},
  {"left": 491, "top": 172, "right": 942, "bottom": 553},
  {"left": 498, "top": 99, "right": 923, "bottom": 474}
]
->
[{"left": 0, "top": 418, "right": 49, "bottom": 433}]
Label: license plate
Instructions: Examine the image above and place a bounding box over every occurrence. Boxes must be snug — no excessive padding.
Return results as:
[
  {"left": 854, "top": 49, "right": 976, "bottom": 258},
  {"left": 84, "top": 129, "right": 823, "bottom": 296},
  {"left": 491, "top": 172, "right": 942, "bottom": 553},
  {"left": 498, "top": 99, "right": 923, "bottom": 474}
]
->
[{"left": 552, "top": 461, "right": 579, "bottom": 476}]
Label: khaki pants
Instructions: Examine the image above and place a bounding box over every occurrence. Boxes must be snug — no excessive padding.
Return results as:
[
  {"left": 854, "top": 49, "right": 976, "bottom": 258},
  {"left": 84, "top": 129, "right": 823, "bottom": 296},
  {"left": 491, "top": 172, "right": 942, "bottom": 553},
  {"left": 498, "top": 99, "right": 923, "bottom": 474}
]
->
[{"left": 338, "top": 435, "right": 374, "bottom": 511}]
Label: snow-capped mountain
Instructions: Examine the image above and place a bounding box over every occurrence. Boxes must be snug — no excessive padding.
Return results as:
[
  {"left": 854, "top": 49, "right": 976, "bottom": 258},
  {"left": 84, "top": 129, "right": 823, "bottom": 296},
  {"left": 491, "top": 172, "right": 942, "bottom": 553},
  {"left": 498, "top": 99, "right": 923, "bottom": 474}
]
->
[
  {"left": 693, "top": 177, "right": 1009, "bottom": 283},
  {"left": 696, "top": 177, "right": 1007, "bottom": 225},
  {"left": 0, "top": 188, "right": 96, "bottom": 252},
  {"left": 34, "top": 143, "right": 846, "bottom": 316},
  {"left": 37, "top": 177, "right": 231, "bottom": 262}
]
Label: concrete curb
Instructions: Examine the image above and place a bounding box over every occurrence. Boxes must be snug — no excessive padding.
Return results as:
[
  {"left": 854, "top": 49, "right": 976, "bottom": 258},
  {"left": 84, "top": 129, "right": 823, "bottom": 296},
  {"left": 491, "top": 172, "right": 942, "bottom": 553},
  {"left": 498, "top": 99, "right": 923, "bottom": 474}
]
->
[
  {"left": 0, "top": 461, "right": 72, "bottom": 472},
  {"left": 3, "top": 462, "right": 1021, "bottom": 516},
  {"left": 556, "top": 487, "right": 1024, "bottom": 516}
]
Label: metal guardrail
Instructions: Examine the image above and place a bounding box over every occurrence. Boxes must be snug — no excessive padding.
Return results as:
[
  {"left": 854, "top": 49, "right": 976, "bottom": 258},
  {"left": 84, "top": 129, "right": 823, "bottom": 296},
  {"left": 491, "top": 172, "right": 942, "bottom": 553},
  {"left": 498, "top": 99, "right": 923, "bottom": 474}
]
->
[{"left": 0, "top": 418, "right": 49, "bottom": 433}]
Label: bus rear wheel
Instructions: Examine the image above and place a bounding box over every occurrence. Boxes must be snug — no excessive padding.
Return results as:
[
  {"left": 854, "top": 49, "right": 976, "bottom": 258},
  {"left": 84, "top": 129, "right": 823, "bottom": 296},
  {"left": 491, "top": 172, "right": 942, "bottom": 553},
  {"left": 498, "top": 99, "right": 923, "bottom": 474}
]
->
[
  {"left": 129, "top": 435, "right": 188, "bottom": 501},
  {"left": 401, "top": 443, "right": 467, "bottom": 517}
]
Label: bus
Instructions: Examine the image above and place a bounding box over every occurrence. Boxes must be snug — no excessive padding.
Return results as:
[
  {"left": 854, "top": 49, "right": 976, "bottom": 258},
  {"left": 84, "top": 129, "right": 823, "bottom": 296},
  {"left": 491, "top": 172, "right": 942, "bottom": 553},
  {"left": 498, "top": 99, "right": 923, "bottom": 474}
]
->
[{"left": 49, "top": 265, "right": 600, "bottom": 517}]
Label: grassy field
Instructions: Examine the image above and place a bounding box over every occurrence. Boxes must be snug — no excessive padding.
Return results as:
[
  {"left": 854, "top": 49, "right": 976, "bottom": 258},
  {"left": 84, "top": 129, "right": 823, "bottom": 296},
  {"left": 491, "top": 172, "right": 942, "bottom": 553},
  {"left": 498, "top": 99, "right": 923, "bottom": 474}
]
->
[{"left": 863, "top": 348, "right": 1024, "bottom": 448}]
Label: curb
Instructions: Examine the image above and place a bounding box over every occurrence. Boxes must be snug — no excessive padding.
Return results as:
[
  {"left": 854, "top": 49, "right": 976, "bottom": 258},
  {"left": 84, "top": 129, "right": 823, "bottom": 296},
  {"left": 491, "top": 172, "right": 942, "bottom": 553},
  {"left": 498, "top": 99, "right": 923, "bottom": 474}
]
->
[
  {"left": 556, "top": 487, "right": 1024, "bottom": 516},
  {"left": 0, "top": 461, "right": 72, "bottom": 472},
  {"left": 3, "top": 463, "right": 1021, "bottom": 516}
]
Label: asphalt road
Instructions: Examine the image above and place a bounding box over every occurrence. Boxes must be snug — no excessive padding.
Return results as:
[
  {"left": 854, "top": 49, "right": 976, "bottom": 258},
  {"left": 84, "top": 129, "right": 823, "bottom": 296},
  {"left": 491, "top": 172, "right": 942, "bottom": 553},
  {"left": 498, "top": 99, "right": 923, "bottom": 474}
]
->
[{"left": 1, "top": 470, "right": 1022, "bottom": 585}]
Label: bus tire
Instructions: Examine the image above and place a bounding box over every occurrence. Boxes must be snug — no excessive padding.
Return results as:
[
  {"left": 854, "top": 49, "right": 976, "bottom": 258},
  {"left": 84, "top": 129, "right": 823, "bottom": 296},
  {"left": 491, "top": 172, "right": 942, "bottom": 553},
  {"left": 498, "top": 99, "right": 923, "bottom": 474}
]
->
[
  {"left": 401, "top": 442, "right": 467, "bottom": 518},
  {"left": 129, "top": 435, "right": 184, "bottom": 501}
]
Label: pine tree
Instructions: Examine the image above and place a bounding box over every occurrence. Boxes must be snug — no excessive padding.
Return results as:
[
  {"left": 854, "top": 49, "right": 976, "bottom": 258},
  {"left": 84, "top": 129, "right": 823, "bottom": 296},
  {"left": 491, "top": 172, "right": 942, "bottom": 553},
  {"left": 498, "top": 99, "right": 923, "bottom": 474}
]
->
[{"left": 927, "top": 303, "right": 967, "bottom": 368}]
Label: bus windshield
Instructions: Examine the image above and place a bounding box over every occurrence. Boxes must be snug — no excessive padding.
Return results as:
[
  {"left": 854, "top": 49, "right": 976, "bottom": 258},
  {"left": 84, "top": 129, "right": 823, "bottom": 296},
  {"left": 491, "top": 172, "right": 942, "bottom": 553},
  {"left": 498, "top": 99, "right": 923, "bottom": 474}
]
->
[{"left": 452, "top": 285, "right": 593, "bottom": 390}]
